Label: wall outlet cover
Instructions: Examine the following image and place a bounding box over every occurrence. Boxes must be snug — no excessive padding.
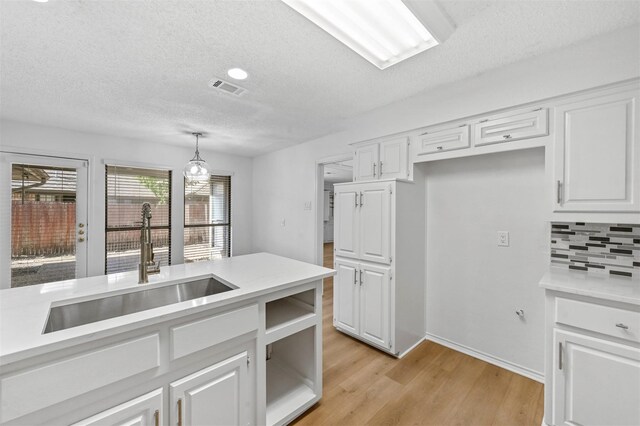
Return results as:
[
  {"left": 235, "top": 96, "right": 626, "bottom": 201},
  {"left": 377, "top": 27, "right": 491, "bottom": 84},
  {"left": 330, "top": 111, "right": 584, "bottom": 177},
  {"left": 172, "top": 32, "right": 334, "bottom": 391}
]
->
[{"left": 497, "top": 231, "right": 510, "bottom": 247}]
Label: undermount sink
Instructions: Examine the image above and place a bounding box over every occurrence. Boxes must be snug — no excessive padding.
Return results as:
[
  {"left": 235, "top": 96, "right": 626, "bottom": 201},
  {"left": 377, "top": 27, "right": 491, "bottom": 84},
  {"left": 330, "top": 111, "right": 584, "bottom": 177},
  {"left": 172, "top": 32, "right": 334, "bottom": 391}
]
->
[{"left": 43, "top": 277, "right": 235, "bottom": 334}]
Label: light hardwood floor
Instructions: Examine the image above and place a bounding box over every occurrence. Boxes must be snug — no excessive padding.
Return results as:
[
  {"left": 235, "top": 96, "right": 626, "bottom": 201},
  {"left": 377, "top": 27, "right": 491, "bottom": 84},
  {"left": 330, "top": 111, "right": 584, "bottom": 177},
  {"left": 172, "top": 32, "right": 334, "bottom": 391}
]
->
[{"left": 293, "top": 242, "right": 544, "bottom": 426}]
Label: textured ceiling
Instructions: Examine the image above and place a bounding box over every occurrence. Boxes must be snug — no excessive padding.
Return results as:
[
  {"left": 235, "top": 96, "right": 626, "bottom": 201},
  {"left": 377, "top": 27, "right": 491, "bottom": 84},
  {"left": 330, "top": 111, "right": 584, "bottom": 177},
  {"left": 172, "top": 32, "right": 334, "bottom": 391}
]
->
[{"left": 1, "top": 0, "right": 639, "bottom": 157}]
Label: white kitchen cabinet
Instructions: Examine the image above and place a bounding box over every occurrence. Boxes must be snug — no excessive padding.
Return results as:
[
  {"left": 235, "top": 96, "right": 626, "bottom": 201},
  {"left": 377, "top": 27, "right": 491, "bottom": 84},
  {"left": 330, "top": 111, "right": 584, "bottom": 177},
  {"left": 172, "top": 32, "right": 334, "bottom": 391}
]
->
[
  {"left": 553, "top": 86, "right": 640, "bottom": 213},
  {"left": 359, "top": 263, "right": 391, "bottom": 349},
  {"left": 353, "top": 137, "right": 409, "bottom": 182},
  {"left": 553, "top": 330, "right": 640, "bottom": 426},
  {"left": 333, "top": 178, "right": 425, "bottom": 357},
  {"left": 334, "top": 258, "right": 359, "bottom": 335},
  {"left": 170, "top": 351, "right": 251, "bottom": 426},
  {"left": 473, "top": 108, "right": 548, "bottom": 147},
  {"left": 333, "top": 259, "right": 391, "bottom": 350},
  {"left": 334, "top": 182, "right": 391, "bottom": 264},
  {"left": 73, "top": 389, "right": 163, "bottom": 426},
  {"left": 414, "top": 125, "right": 470, "bottom": 156}
]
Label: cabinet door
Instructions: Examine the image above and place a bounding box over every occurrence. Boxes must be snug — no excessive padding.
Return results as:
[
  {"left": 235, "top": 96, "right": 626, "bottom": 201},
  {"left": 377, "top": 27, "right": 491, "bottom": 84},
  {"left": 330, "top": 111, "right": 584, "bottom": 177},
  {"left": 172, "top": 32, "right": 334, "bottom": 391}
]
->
[
  {"left": 333, "top": 258, "right": 360, "bottom": 335},
  {"left": 355, "top": 144, "right": 380, "bottom": 181},
  {"left": 553, "top": 330, "right": 640, "bottom": 426},
  {"left": 170, "top": 352, "right": 250, "bottom": 426},
  {"left": 379, "top": 138, "right": 408, "bottom": 179},
  {"left": 73, "top": 389, "right": 163, "bottom": 426},
  {"left": 554, "top": 89, "right": 639, "bottom": 212},
  {"left": 359, "top": 183, "right": 391, "bottom": 264},
  {"left": 415, "top": 125, "right": 470, "bottom": 156},
  {"left": 334, "top": 185, "right": 360, "bottom": 260},
  {"left": 359, "top": 263, "right": 391, "bottom": 349},
  {"left": 474, "top": 108, "right": 548, "bottom": 146}
]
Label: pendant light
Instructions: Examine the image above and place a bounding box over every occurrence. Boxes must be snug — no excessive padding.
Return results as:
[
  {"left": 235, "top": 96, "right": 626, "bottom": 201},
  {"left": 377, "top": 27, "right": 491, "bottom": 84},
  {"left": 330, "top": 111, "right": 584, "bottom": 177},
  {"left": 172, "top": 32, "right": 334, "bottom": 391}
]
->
[{"left": 183, "top": 132, "right": 211, "bottom": 183}]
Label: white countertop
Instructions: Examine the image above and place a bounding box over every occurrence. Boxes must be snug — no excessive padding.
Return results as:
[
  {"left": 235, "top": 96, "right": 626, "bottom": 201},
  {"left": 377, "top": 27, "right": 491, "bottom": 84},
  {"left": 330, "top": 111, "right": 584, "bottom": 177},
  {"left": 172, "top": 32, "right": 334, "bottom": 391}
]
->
[
  {"left": 0, "top": 252, "right": 334, "bottom": 366},
  {"left": 539, "top": 267, "right": 640, "bottom": 306}
]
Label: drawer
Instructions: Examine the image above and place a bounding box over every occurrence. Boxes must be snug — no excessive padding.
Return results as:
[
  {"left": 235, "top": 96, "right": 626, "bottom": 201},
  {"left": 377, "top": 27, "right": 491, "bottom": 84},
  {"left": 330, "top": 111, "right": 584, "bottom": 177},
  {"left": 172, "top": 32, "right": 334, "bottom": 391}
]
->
[
  {"left": 0, "top": 333, "right": 160, "bottom": 423},
  {"left": 171, "top": 304, "right": 258, "bottom": 360},
  {"left": 415, "top": 125, "right": 470, "bottom": 155},
  {"left": 473, "top": 108, "right": 548, "bottom": 146},
  {"left": 556, "top": 298, "right": 640, "bottom": 343}
]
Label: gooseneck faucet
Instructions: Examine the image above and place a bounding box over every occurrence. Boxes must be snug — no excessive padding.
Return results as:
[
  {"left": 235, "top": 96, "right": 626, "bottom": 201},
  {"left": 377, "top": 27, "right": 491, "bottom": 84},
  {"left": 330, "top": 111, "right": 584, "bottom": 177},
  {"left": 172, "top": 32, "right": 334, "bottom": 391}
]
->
[{"left": 139, "top": 202, "right": 160, "bottom": 284}]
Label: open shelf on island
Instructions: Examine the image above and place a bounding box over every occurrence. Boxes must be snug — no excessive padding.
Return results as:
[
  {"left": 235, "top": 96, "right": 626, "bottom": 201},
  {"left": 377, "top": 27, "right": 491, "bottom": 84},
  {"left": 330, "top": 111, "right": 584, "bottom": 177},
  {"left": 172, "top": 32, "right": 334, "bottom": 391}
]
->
[
  {"left": 266, "top": 327, "right": 319, "bottom": 426},
  {"left": 265, "top": 289, "right": 315, "bottom": 344}
]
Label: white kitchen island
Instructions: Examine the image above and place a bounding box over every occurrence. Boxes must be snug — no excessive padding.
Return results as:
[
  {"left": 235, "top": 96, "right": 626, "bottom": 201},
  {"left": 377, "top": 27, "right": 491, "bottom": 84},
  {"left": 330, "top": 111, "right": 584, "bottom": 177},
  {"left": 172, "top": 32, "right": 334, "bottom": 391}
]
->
[{"left": 0, "top": 252, "right": 334, "bottom": 426}]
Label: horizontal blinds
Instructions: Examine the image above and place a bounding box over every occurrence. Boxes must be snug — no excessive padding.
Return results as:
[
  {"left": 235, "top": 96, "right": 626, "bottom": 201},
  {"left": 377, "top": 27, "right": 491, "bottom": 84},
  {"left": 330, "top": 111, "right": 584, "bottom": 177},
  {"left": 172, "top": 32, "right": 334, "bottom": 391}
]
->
[
  {"left": 105, "top": 165, "right": 171, "bottom": 274},
  {"left": 184, "top": 175, "right": 231, "bottom": 262},
  {"left": 11, "top": 164, "right": 77, "bottom": 287}
]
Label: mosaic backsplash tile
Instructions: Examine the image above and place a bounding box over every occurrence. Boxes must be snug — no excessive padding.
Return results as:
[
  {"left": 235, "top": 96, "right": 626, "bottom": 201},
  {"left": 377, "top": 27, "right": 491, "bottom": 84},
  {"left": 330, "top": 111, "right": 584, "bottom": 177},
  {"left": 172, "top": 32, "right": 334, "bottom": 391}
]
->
[{"left": 551, "top": 222, "right": 640, "bottom": 279}]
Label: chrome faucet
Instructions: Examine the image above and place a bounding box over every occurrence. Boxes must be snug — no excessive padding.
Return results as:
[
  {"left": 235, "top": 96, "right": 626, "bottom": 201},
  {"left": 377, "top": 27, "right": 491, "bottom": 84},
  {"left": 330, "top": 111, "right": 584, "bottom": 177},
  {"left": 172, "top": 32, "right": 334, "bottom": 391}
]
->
[{"left": 139, "top": 202, "right": 160, "bottom": 284}]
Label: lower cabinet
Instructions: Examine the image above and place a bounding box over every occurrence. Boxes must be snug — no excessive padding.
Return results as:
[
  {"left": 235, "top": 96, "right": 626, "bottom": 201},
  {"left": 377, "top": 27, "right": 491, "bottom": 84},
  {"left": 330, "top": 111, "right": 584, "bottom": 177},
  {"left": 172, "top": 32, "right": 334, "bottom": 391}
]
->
[
  {"left": 334, "top": 258, "right": 391, "bottom": 350},
  {"left": 170, "top": 351, "right": 250, "bottom": 426},
  {"left": 73, "top": 388, "right": 163, "bottom": 426},
  {"left": 553, "top": 330, "right": 640, "bottom": 426}
]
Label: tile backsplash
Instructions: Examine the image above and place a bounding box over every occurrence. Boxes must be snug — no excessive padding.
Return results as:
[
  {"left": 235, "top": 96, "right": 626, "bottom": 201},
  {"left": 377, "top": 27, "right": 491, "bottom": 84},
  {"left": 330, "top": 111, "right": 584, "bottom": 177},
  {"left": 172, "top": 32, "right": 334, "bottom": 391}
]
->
[{"left": 551, "top": 222, "right": 640, "bottom": 279}]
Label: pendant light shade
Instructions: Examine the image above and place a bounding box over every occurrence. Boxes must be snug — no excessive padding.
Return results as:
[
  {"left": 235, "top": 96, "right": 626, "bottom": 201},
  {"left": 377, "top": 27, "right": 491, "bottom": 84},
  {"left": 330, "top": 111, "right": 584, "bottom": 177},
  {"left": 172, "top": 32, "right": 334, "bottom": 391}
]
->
[{"left": 183, "top": 132, "right": 211, "bottom": 183}]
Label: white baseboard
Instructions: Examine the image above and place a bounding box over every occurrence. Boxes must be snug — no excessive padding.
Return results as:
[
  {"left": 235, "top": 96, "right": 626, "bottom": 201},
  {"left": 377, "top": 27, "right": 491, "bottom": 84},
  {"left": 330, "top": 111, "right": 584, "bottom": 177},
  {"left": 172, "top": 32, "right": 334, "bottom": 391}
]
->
[
  {"left": 396, "top": 338, "right": 424, "bottom": 359},
  {"left": 424, "top": 333, "right": 544, "bottom": 383}
]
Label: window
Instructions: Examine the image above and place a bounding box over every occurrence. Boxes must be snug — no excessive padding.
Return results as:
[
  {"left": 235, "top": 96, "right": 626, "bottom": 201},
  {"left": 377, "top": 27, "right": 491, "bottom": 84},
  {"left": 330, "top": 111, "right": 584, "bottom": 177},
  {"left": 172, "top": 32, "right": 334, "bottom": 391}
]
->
[
  {"left": 184, "top": 175, "right": 231, "bottom": 262},
  {"left": 105, "top": 165, "right": 171, "bottom": 274}
]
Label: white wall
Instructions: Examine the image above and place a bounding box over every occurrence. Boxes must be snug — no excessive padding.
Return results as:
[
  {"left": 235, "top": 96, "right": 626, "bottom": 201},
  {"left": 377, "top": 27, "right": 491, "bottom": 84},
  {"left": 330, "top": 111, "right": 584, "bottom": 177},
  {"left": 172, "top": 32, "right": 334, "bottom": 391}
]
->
[
  {"left": 422, "top": 148, "right": 548, "bottom": 376},
  {"left": 252, "top": 25, "right": 640, "bottom": 264},
  {"left": 0, "top": 120, "right": 253, "bottom": 280}
]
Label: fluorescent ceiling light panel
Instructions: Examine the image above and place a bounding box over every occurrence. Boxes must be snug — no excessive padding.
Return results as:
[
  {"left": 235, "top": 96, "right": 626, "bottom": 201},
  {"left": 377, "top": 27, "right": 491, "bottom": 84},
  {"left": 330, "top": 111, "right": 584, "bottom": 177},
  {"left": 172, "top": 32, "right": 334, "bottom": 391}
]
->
[{"left": 281, "top": 0, "right": 453, "bottom": 69}]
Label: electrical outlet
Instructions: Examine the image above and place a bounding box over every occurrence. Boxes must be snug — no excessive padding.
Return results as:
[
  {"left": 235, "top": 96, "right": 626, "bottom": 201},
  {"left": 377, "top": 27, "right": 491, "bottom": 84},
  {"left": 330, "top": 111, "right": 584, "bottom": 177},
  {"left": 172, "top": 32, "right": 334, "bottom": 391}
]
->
[{"left": 497, "top": 231, "right": 509, "bottom": 247}]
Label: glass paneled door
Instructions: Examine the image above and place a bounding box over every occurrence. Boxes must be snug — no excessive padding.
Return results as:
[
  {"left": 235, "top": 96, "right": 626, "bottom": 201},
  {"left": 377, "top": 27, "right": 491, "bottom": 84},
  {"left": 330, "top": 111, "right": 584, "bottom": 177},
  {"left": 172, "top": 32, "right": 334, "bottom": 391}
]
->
[{"left": 0, "top": 154, "right": 88, "bottom": 289}]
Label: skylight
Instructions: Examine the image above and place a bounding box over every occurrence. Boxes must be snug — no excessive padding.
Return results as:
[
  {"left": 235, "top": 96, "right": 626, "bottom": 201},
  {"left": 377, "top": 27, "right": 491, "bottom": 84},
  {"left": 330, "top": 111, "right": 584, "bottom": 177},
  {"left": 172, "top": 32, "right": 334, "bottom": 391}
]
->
[{"left": 281, "top": 0, "right": 453, "bottom": 69}]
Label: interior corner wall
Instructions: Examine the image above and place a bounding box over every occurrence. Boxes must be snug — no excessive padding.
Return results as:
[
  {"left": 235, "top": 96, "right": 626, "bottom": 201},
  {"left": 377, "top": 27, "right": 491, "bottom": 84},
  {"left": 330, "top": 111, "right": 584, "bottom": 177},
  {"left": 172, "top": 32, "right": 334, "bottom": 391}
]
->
[
  {"left": 422, "top": 148, "right": 548, "bottom": 376},
  {"left": 0, "top": 120, "right": 253, "bottom": 278},
  {"left": 251, "top": 25, "right": 640, "bottom": 264}
]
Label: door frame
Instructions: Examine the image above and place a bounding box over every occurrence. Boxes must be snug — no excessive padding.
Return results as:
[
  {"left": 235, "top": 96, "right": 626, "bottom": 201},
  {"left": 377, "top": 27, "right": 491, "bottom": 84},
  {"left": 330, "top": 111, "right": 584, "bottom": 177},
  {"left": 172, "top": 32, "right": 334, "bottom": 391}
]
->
[
  {"left": 0, "top": 152, "right": 90, "bottom": 288},
  {"left": 314, "top": 153, "right": 353, "bottom": 268}
]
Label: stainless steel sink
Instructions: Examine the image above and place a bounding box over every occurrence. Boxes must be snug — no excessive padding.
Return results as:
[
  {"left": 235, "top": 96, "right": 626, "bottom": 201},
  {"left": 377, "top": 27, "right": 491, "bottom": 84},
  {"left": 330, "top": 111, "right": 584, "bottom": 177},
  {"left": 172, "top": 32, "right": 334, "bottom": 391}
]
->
[{"left": 43, "top": 278, "right": 234, "bottom": 334}]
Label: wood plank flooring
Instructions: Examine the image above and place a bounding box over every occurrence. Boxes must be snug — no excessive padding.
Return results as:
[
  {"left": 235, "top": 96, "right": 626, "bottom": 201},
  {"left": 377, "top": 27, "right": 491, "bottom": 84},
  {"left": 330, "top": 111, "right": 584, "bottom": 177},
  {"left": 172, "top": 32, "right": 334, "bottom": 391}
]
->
[{"left": 293, "top": 242, "right": 544, "bottom": 426}]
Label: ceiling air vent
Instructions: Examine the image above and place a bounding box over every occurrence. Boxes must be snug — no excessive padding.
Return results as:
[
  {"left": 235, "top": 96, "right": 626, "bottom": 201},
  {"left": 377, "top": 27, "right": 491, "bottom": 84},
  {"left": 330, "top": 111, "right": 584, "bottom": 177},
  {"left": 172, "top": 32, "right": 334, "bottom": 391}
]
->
[{"left": 208, "top": 78, "right": 247, "bottom": 96}]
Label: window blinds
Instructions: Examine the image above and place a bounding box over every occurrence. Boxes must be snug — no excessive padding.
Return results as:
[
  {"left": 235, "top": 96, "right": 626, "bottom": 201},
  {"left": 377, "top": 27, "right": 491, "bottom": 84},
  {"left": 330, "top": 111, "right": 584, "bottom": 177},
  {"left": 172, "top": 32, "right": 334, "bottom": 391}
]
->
[
  {"left": 105, "top": 165, "right": 171, "bottom": 274},
  {"left": 184, "top": 175, "right": 231, "bottom": 262}
]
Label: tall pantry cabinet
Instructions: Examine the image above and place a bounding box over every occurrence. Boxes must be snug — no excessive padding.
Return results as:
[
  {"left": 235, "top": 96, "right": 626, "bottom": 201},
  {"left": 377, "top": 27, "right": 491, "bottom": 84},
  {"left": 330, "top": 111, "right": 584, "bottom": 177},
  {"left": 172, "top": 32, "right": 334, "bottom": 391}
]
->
[{"left": 333, "top": 176, "right": 425, "bottom": 357}]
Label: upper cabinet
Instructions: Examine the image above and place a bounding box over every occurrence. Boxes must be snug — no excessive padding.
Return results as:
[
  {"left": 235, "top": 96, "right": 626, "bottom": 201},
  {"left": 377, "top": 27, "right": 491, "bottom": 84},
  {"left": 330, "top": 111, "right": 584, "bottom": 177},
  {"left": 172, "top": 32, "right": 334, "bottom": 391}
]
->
[
  {"left": 553, "top": 86, "right": 639, "bottom": 214},
  {"left": 354, "top": 137, "right": 409, "bottom": 182},
  {"left": 414, "top": 125, "right": 470, "bottom": 156},
  {"left": 473, "top": 108, "right": 548, "bottom": 146}
]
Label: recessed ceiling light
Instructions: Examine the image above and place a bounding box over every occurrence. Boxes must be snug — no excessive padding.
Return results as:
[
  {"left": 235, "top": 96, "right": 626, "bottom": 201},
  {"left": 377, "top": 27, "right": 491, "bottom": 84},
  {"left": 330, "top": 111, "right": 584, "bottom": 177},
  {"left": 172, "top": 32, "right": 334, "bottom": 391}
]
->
[
  {"left": 227, "top": 68, "right": 248, "bottom": 80},
  {"left": 281, "top": 0, "right": 454, "bottom": 70}
]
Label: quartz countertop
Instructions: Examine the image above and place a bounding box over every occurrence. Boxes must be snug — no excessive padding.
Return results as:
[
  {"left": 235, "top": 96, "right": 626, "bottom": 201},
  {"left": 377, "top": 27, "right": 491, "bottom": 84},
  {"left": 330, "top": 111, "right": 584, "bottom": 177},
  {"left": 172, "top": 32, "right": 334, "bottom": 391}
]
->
[
  {"left": 0, "top": 252, "right": 334, "bottom": 366},
  {"left": 539, "top": 266, "right": 640, "bottom": 306}
]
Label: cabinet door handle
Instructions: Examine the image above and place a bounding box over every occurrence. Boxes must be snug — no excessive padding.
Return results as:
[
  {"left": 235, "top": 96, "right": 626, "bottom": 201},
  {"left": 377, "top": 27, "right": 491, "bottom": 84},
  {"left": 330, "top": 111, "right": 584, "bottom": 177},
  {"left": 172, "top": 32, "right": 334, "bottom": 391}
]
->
[
  {"left": 436, "top": 146, "right": 443, "bottom": 150},
  {"left": 177, "top": 398, "right": 183, "bottom": 426},
  {"left": 373, "top": 162, "right": 376, "bottom": 177},
  {"left": 360, "top": 192, "right": 364, "bottom": 207},
  {"left": 354, "top": 270, "right": 357, "bottom": 285},
  {"left": 354, "top": 193, "right": 358, "bottom": 208},
  {"left": 154, "top": 409, "right": 159, "bottom": 426},
  {"left": 616, "top": 323, "right": 629, "bottom": 330},
  {"left": 359, "top": 269, "right": 363, "bottom": 286},
  {"left": 379, "top": 161, "right": 383, "bottom": 175},
  {"left": 503, "top": 134, "right": 512, "bottom": 139},
  {"left": 558, "top": 342, "right": 563, "bottom": 370},
  {"left": 557, "top": 180, "right": 563, "bottom": 204}
]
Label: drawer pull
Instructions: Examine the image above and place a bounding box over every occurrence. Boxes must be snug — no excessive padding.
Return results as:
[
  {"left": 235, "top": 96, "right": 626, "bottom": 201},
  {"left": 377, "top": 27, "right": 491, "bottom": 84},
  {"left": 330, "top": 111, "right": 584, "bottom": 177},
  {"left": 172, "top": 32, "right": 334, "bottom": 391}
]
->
[
  {"left": 616, "top": 323, "right": 629, "bottom": 330},
  {"left": 436, "top": 146, "right": 443, "bottom": 150},
  {"left": 503, "top": 134, "right": 512, "bottom": 139}
]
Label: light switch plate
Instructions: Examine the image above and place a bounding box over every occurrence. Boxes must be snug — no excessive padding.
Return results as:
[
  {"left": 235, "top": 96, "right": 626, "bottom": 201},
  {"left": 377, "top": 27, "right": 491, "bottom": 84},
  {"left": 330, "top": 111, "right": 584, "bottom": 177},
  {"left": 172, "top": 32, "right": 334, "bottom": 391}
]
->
[
  {"left": 497, "top": 231, "right": 509, "bottom": 247},
  {"left": 304, "top": 201, "right": 312, "bottom": 210}
]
